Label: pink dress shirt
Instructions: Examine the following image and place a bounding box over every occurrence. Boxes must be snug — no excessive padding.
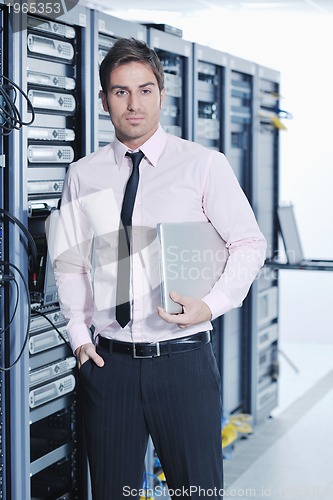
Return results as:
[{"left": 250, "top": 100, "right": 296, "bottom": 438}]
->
[{"left": 53, "top": 125, "right": 267, "bottom": 353}]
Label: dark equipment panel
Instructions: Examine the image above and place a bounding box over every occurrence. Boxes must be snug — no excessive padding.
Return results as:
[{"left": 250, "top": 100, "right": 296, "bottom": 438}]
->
[{"left": 147, "top": 26, "right": 193, "bottom": 140}]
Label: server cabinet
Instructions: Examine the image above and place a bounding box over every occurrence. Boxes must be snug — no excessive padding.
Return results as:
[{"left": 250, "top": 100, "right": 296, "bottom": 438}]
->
[
  {"left": 247, "top": 268, "right": 279, "bottom": 423},
  {"left": 221, "top": 56, "right": 256, "bottom": 416},
  {"left": 248, "top": 65, "right": 281, "bottom": 423},
  {"left": 0, "top": 4, "right": 7, "bottom": 497},
  {"left": 6, "top": 4, "right": 91, "bottom": 498},
  {"left": 253, "top": 65, "right": 280, "bottom": 260},
  {"left": 1, "top": 7, "right": 282, "bottom": 496},
  {"left": 2, "top": 7, "right": 32, "bottom": 500},
  {"left": 192, "top": 42, "right": 230, "bottom": 410},
  {"left": 225, "top": 55, "right": 255, "bottom": 192},
  {"left": 90, "top": 10, "right": 147, "bottom": 152},
  {"left": 192, "top": 43, "right": 227, "bottom": 152},
  {"left": 147, "top": 26, "right": 192, "bottom": 140}
]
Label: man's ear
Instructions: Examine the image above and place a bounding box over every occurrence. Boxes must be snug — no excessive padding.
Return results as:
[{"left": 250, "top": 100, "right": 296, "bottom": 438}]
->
[
  {"left": 100, "top": 90, "right": 109, "bottom": 112},
  {"left": 160, "top": 87, "right": 166, "bottom": 110}
]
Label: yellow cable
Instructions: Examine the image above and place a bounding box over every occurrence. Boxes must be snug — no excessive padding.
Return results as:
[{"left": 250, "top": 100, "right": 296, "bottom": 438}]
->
[{"left": 222, "top": 423, "right": 238, "bottom": 448}]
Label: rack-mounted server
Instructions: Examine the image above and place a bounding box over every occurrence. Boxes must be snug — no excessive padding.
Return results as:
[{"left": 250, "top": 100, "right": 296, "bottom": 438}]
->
[{"left": 147, "top": 26, "right": 193, "bottom": 140}]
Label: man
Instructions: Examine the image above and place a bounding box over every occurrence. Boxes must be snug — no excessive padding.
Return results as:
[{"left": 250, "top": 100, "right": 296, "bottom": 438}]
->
[{"left": 53, "top": 38, "right": 266, "bottom": 499}]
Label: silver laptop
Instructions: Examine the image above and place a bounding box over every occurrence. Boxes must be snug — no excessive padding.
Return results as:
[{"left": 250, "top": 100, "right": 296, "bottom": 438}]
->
[
  {"left": 157, "top": 222, "right": 229, "bottom": 313},
  {"left": 277, "top": 205, "right": 333, "bottom": 269}
]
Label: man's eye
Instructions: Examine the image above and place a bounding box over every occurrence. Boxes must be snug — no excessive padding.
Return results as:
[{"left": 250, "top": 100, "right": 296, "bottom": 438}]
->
[
  {"left": 141, "top": 89, "right": 151, "bottom": 94},
  {"left": 115, "top": 90, "right": 127, "bottom": 96}
]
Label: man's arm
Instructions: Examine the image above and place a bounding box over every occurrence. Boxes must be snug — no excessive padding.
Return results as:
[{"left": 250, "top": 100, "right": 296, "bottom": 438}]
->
[
  {"left": 51, "top": 168, "right": 104, "bottom": 366},
  {"left": 158, "top": 151, "right": 266, "bottom": 327}
]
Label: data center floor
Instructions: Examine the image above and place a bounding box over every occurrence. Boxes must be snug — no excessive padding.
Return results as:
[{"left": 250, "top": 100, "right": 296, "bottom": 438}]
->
[{"left": 224, "top": 339, "right": 333, "bottom": 499}]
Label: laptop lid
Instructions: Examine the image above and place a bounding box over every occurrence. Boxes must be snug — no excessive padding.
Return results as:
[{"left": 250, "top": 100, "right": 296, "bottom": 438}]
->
[
  {"left": 277, "top": 205, "right": 304, "bottom": 264},
  {"left": 157, "top": 222, "right": 229, "bottom": 314}
]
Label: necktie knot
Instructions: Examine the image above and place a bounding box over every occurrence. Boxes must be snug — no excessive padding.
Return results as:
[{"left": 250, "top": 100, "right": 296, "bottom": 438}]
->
[
  {"left": 121, "top": 151, "right": 144, "bottom": 227},
  {"left": 125, "top": 150, "right": 144, "bottom": 169}
]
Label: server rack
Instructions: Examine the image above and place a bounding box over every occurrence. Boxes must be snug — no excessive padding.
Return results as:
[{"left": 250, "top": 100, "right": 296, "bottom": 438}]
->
[
  {"left": 222, "top": 55, "right": 257, "bottom": 416},
  {"left": 1, "top": 7, "right": 283, "bottom": 496},
  {"left": 253, "top": 65, "right": 280, "bottom": 260},
  {"left": 192, "top": 43, "right": 227, "bottom": 152},
  {"left": 6, "top": 4, "right": 91, "bottom": 498},
  {"left": 147, "top": 26, "right": 193, "bottom": 140},
  {"left": 0, "top": 3, "right": 7, "bottom": 497},
  {"left": 90, "top": 10, "right": 147, "bottom": 152},
  {"left": 192, "top": 42, "right": 228, "bottom": 407},
  {"left": 4, "top": 8, "right": 31, "bottom": 500},
  {"left": 248, "top": 65, "right": 281, "bottom": 423},
  {"left": 249, "top": 267, "right": 279, "bottom": 423},
  {"left": 225, "top": 55, "right": 255, "bottom": 192}
]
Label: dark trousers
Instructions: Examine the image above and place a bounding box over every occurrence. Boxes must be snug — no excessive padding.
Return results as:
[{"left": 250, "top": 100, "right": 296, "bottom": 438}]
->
[{"left": 79, "top": 340, "right": 223, "bottom": 499}]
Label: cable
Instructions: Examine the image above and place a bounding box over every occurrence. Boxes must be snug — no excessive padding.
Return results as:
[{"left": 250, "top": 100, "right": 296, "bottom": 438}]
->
[
  {"left": 0, "top": 208, "right": 38, "bottom": 268},
  {"left": 0, "top": 268, "right": 19, "bottom": 336},
  {"left": 0, "top": 261, "right": 31, "bottom": 371},
  {"left": 261, "top": 105, "right": 293, "bottom": 120},
  {"left": 31, "top": 308, "right": 72, "bottom": 351},
  {"left": 0, "top": 73, "right": 35, "bottom": 135},
  {"left": 274, "top": 108, "right": 293, "bottom": 120},
  {"left": 141, "top": 471, "right": 163, "bottom": 499}
]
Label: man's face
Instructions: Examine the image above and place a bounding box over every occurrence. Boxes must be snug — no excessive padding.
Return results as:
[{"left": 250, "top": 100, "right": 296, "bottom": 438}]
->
[{"left": 101, "top": 61, "right": 165, "bottom": 149}]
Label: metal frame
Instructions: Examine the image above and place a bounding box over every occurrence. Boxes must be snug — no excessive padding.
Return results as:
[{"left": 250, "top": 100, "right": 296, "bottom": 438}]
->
[
  {"left": 0, "top": 4, "right": 7, "bottom": 498},
  {"left": 248, "top": 63, "right": 281, "bottom": 424},
  {"left": 5, "top": 3, "right": 92, "bottom": 498},
  {"left": 5, "top": 9, "right": 31, "bottom": 498},
  {"left": 223, "top": 55, "right": 257, "bottom": 416}
]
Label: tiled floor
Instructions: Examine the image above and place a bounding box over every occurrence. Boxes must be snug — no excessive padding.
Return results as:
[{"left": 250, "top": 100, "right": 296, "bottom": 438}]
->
[
  {"left": 224, "top": 339, "right": 333, "bottom": 499},
  {"left": 222, "top": 271, "right": 333, "bottom": 498},
  {"left": 222, "top": 270, "right": 333, "bottom": 498}
]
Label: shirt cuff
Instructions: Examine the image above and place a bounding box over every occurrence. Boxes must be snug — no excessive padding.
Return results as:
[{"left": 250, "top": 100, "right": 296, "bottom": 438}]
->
[
  {"left": 67, "top": 322, "right": 94, "bottom": 354},
  {"left": 202, "top": 291, "right": 234, "bottom": 320}
]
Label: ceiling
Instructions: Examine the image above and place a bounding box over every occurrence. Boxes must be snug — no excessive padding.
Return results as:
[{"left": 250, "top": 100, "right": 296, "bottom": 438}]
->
[{"left": 82, "top": 0, "right": 333, "bottom": 17}]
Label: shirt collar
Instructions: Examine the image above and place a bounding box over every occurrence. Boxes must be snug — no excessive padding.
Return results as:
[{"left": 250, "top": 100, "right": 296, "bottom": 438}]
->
[{"left": 113, "top": 124, "right": 167, "bottom": 168}]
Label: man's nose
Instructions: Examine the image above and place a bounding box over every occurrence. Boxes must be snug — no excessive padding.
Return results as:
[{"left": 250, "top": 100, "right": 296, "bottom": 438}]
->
[{"left": 127, "top": 93, "right": 140, "bottom": 111}]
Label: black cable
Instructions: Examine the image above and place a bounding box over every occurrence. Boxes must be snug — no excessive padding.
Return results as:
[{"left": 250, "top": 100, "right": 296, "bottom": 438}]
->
[
  {"left": 31, "top": 308, "right": 72, "bottom": 351},
  {"left": 0, "top": 73, "right": 35, "bottom": 135},
  {"left": 0, "top": 269, "right": 19, "bottom": 336},
  {"left": 0, "top": 261, "right": 31, "bottom": 371},
  {"left": 0, "top": 208, "right": 38, "bottom": 268}
]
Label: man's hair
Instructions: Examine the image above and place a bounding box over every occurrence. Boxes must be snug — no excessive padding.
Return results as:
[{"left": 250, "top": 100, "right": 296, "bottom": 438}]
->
[{"left": 99, "top": 37, "right": 165, "bottom": 96}]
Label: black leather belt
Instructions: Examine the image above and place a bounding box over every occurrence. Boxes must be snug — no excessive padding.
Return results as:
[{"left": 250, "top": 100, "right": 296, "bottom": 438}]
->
[{"left": 98, "top": 331, "right": 211, "bottom": 359}]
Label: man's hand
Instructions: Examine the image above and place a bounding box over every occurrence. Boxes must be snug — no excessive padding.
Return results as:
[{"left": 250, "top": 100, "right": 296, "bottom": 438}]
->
[
  {"left": 75, "top": 342, "right": 105, "bottom": 369},
  {"left": 157, "top": 291, "right": 212, "bottom": 329}
]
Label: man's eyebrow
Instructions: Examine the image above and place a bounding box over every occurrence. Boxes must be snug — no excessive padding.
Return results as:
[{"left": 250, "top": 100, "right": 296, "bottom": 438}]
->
[
  {"left": 110, "top": 82, "right": 156, "bottom": 90},
  {"left": 139, "top": 82, "right": 156, "bottom": 88}
]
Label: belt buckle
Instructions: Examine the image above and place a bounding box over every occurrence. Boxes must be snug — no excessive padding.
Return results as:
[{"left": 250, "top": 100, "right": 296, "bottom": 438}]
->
[{"left": 133, "top": 342, "right": 160, "bottom": 359}]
